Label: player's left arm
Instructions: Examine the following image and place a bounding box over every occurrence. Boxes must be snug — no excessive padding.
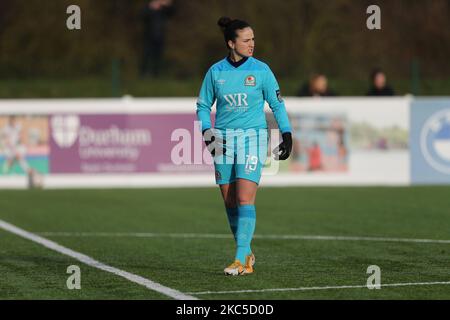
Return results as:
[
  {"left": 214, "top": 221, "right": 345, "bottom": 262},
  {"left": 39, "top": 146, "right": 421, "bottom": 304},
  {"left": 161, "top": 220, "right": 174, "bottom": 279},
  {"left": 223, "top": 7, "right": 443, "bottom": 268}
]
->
[
  {"left": 263, "top": 68, "right": 292, "bottom": 134},
  {"left": 263, "top": 67, "right": 293, "bottom": 160}
]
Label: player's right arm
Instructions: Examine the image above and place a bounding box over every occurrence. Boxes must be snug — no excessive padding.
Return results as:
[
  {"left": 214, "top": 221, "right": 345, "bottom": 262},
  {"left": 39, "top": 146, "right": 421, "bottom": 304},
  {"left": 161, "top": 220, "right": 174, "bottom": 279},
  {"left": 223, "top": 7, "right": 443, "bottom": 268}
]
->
[{"left": 196, "top": 68, "right": 216, "bottom": 133}]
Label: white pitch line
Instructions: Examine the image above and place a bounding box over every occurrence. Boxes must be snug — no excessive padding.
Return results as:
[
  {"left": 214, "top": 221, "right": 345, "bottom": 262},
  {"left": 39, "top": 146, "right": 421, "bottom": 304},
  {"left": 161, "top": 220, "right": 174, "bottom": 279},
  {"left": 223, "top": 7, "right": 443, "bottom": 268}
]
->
[
  {"left": 36, "top": 231, "right": 450, "bottom": 245},
  {"left": 186, "top": 281, "right": 450, "bottom": 295},
  {"left": 0, "top": 220, "right": 197, "bottom": 300},
  {"left": 38, "top": 232, "right": 232, "bottom": 239}
]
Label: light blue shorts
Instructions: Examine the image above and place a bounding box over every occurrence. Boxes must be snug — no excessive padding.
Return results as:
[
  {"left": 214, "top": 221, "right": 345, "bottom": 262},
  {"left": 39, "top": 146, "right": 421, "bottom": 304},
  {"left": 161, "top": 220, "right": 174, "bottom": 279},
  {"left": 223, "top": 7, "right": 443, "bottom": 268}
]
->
[{"left": 213, "top": 128, "right": 268, "bottom": 185}]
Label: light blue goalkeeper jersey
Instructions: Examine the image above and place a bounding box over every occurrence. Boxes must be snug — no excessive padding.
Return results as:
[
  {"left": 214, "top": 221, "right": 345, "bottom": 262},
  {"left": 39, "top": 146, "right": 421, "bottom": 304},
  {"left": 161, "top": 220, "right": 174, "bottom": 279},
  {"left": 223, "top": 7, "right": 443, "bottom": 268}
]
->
[{"left": 196, "top": 56, "right": 291, "bottom": 134}]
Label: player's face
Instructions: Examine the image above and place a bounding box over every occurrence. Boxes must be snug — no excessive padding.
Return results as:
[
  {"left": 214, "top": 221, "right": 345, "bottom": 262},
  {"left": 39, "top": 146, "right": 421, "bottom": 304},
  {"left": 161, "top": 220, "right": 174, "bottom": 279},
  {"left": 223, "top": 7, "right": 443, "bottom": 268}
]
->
[{"left": 230, "top": 27, "right": 255, "bottom": 57}]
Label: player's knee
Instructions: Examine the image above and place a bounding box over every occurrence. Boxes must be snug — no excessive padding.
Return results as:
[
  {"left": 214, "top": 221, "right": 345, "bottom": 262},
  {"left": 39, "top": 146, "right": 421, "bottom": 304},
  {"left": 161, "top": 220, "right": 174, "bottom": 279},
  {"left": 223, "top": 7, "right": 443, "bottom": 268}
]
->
[{"left": 236, "top": 197, "right": 254, "bottom": 206}]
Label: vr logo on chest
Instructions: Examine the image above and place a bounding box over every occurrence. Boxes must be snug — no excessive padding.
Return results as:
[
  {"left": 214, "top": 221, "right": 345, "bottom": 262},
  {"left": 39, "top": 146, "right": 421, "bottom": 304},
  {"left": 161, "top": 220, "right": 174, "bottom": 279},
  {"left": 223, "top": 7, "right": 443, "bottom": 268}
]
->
[{"left": 224, "top": 93, "right": 249, "bottom": 111}]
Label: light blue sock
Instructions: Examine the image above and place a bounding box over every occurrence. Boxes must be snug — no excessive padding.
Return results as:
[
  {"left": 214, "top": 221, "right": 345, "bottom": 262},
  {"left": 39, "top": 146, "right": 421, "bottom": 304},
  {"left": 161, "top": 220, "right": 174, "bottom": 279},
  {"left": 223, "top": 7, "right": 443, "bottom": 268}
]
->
[
  {"left": 225, "top": 207, "right": 238, "bottom": 242},
  {"left": 235, "top": 204, "right": 256, "bottom": 264}
]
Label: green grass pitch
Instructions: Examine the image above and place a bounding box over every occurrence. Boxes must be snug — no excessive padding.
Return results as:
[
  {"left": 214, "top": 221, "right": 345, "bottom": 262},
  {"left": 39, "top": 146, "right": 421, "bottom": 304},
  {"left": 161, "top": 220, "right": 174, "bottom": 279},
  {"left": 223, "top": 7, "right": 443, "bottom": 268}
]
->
[{"left": 0, "top": 186, "right": 449, "bottom": 300}]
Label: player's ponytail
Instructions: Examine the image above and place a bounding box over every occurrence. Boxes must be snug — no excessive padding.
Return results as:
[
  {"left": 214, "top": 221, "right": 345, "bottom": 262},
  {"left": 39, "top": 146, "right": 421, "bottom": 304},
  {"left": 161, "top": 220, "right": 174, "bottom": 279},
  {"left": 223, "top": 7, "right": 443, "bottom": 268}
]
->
[
  {"left": 217, "top": 16, "right": 250, "bottom": 49},
  {"left": 217, "top": 17, "right": 232, "bottom": 30}
]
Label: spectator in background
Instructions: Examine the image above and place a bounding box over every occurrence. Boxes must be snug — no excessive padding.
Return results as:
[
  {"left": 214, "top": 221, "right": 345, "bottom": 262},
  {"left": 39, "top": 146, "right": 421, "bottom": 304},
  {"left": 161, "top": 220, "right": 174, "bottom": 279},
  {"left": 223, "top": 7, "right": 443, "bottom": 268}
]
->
[
  {"left": 297, "top": 74, "right": 337, "bottom": 97},
  {"left": 366, "top": 68, "right": 395, "bottom": 96},
  {"left": 140, "top": 0, "right": 175, "bottom": 78}
]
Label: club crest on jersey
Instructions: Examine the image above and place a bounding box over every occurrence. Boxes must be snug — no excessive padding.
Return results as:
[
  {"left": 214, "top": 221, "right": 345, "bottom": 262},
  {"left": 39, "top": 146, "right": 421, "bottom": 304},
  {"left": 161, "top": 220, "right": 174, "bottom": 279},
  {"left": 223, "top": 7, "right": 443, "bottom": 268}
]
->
[{"left": 244, "top": 75, "right": 256, "bottom": 86}]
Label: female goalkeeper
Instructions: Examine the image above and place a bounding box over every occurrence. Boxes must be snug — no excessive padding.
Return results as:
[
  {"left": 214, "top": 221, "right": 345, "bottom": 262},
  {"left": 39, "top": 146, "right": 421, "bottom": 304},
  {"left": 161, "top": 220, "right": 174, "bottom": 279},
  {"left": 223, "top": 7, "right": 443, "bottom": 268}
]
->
[{"left": 196, "top": 17, "right": 292, "bottom": 276}]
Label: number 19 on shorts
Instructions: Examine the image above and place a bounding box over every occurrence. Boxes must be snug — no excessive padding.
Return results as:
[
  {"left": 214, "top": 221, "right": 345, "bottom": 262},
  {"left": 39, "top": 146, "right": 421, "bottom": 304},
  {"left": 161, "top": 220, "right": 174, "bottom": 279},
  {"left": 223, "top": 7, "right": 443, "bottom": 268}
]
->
[{"left": 245, "top": 155, "right": 259, "bottom": 173}]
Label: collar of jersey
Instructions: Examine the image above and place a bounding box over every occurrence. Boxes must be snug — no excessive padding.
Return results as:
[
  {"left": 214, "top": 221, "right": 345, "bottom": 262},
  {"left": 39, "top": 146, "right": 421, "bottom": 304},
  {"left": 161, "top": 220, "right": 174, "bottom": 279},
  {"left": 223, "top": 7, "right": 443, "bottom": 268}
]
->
[{"left": 226, "top": 56, "right": 250, "bottom": 69}]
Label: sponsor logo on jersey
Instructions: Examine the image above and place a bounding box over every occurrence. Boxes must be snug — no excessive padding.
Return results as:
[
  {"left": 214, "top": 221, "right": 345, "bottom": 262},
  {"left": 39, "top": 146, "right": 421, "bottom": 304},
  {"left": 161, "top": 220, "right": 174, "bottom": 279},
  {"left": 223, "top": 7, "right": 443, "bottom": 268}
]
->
[
  {"left": 244, "top": 75, "right": 256, "bottom": 86},
  {"left": 223, "top": 93, "right": 249, "bottom": 112},
  {"left": 216, "top": 79, "right": 226, "bottom": 85}
]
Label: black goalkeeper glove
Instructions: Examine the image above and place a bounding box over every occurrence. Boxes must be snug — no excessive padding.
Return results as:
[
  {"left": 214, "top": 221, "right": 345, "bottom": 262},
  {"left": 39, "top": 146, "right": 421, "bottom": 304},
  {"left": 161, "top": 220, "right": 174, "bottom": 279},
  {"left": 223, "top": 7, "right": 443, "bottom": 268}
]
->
[
  {"left": 273, "top": 132, "right": 292, "bottom": 161},
  {"left": 202, "top": 129, "right": 226, "bottom": 157}
]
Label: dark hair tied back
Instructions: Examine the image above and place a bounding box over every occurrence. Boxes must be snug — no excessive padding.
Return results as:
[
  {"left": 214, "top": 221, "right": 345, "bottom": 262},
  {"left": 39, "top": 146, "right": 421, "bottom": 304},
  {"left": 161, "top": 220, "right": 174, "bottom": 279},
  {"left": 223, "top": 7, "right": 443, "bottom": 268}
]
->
[
  {"left": 217, "top": 16, "right": 250, "bottom": 49},
  {"left": 217, "top": 17, "right": 232, "bottom": 30}
]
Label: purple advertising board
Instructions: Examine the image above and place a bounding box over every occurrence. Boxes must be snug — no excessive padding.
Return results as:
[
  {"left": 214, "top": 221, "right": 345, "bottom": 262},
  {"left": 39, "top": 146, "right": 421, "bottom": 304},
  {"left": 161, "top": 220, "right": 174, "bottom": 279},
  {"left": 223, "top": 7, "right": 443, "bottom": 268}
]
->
[{"left": 49, "top": 114, "right": 213, "bottom": 174}]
